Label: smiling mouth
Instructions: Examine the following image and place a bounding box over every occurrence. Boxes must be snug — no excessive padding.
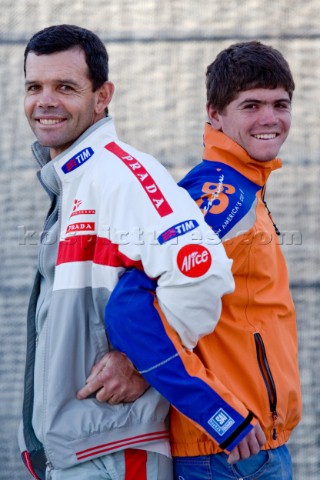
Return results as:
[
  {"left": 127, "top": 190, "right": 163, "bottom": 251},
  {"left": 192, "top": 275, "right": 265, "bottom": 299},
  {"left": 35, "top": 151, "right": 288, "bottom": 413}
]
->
[
  {"left": 252, "top": 133, "right": 278, "bottom": 140},
  {"left": 38, "top": 118, "right": 65, "bottom": 125}
]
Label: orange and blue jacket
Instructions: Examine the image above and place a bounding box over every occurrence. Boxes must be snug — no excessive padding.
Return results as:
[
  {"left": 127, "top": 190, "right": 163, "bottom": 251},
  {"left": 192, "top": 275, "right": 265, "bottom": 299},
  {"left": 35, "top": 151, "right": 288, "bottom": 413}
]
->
[{"left": 106, "top": 124, "right": 302, "bottom": 455}]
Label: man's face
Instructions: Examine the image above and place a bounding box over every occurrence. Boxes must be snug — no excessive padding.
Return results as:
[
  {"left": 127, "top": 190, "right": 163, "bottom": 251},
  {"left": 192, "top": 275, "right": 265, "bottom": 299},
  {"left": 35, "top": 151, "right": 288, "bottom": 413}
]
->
[
  {"left": 24, "top": 48, "right": 111, "bottom": 158},
  {"left": 207, "top": 87, "right": 292, "bottom": 162}
]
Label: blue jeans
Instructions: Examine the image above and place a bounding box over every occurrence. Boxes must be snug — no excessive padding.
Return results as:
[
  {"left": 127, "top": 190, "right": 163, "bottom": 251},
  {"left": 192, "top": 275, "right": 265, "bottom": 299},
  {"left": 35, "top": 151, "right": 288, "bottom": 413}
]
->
[{"left": 173, "top": 445, "right": 292, "bottom": 480}]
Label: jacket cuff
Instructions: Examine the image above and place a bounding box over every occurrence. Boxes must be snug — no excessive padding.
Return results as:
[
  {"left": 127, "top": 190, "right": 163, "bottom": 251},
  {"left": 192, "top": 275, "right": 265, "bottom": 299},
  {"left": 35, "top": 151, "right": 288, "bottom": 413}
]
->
[{"left": 219, "top": 412, "right": 255, "bottom": 451}]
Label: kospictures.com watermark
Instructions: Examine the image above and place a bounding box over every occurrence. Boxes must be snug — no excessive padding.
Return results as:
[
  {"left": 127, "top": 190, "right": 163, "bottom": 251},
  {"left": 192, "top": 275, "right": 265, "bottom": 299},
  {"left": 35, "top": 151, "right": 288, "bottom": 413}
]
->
[{"left": 17, "top": 225, "right": 303, "bottom": 247}]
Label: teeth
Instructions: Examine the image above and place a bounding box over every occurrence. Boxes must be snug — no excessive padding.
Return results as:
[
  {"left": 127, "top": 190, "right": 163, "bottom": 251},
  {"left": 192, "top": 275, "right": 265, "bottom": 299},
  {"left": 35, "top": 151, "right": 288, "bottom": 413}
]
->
[
  {"left": 253, "top": 134, "right": 277, "bottom": 140},
  {"left": 39, "top": 119, "right": 62, "bottom": 125}
]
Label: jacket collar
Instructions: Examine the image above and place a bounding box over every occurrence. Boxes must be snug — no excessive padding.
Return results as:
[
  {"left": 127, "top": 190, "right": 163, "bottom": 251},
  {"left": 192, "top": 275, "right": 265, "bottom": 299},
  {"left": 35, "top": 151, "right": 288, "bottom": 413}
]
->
[
  {"left": 203, "top": 123, "right": 282, "bottom": 186},
  {"left": 31, "top": 117, "right": 116, "bottom": 194},
  {"left": 31, "top": 116, "right": 115, "bottom": 170}
]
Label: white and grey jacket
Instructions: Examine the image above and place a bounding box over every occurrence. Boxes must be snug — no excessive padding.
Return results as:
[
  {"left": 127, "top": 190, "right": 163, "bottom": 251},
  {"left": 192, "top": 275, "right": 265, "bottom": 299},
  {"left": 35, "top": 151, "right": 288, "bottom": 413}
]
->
[{"left": 19, "top": 117, "right": 234, "bottom": 477}]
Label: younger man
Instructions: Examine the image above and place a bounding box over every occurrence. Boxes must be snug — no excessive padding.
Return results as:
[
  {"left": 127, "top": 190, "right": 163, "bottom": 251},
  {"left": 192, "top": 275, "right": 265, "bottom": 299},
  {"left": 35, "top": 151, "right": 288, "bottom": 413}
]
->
[{"left": 105, "top": 41, "right": 302, "bottom": 479}]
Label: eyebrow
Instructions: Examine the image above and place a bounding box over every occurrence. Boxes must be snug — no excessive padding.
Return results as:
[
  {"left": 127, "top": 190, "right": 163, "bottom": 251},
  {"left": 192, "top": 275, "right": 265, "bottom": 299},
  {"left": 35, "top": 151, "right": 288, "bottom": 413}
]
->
[
  {"left": 25, "top": 79, "right": 80, "bottom": 87},
  {"left": 238, "top": 98, "right": 291, "bottom": 106}
]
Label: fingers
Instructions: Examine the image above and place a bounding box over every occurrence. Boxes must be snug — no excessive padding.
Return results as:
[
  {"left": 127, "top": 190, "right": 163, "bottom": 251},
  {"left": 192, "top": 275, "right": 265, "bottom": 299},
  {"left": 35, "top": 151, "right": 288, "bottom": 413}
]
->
[
  {"left": 237, "top": 435, "right": 258, "bottom": 459},
  {"left": 77, "top": 355, "right": 111, "bottom": 400},
  {"left": 227, "top": 423, "right": 266, "bottom": 464},
  {"left": 77, "top": 351, "right": 149, "bottom": 402},
  {"left": 255, "top": 423, "right": 267, "bottom": 446},
  {"left": 96, "top": 387, "right": 118, "bottom": 404},
  {"left": 77, "top": 375, "right": 103, "bottom": 400},
  {"left": 86, "top": 356, "right": 109, "bottom": 383},
  {"left": 227, "top": 446, "right": 240, "bottom": 464}
]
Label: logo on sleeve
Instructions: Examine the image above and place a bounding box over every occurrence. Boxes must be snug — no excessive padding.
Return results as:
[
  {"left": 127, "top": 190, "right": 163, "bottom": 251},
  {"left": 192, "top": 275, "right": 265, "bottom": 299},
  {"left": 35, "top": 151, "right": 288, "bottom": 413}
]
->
[
  {"left": 177, "top": 244, "right": 212, "bottom": 277},
  {"left": 157, "top": 220, "right": 199, "bottom": 245},
  {"left": 66, "top": 222, "right": 95, "bottom": 234},
  {"left": 208, "top": 408, "right": 235, "bottom": 436},
  {"left": 62, "top": 147, "right": 94, "bottom": 174},
  {"left": 70, "top": 199, "right": 96, "bottom": 218}
]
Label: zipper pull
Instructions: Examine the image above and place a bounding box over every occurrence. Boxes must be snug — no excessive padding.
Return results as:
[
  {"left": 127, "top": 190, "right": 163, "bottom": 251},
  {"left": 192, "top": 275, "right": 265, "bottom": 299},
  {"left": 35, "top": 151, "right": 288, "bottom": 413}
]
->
[{"left": 272, "top": 411, "right": 278, "bottom": 439}]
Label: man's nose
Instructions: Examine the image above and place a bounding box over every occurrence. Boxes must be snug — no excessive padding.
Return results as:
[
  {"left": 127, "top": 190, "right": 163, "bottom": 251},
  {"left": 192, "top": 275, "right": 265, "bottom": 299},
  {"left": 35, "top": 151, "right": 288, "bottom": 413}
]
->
[
  {"left": 259, "top": 106, "right": 278, "bottom": 125},
  {"left": 36, "top": 88, "right": 59, "bottom": 108}
]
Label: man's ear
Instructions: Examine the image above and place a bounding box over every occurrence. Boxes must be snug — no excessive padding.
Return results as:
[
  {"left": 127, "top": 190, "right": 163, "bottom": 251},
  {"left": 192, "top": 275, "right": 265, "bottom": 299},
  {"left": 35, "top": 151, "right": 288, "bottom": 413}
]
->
[
  {"left": 95, "top": 81, "right": 115, "bottom": 115},
  {"left": 206, "top": 103, "right": 222, "bottom": 131}
]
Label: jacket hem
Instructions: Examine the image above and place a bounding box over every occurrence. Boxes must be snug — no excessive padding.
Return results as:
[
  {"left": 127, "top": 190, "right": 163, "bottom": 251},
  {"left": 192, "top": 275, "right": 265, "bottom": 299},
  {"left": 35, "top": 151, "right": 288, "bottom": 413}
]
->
[
  {"left": 171, "top": 430, "right": 292, "bottom": 457},
  {"left": 46, "top": 422, "right": 169, "bottom": 469}
]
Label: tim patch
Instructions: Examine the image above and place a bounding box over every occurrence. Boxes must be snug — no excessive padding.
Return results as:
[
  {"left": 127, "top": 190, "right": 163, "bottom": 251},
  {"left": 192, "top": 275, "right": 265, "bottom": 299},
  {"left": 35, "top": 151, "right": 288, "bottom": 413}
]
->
[
  {"left": 208, "top": 408, "right": 235, "bottom": 436},
  {"left": 157, "top": 220, "right": 199, "bottom": 245},
  {"left": 62, "top": 147, "right": 94, "bottom": 174}
]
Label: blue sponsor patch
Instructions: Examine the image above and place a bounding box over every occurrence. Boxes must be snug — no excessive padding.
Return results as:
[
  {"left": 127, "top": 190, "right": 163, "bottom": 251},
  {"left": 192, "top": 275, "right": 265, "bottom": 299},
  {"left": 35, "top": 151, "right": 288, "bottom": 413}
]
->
[
  {"left": 157, "top": 220, "right": 199, "bottom": 245},
  {"left": 179, "top": 161, "right": 261, "bottom": 239},
  {"left": 62, "top": 147, "right": 94, "bottom": 174},
  {"left": 208, "top": 408, "right": 235, "bottom": 436}
]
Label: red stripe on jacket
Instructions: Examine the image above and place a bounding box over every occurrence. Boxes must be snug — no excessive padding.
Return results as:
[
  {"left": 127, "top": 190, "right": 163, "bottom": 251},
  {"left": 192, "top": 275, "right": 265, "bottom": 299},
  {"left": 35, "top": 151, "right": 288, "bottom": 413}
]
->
[
  {"left": 105, "top": 142, "right": 173, "bottom": 217},
  {"left": 76, "top": 431, "right": 169, "bottom": 460},
  {"left": 56, "top": 234, "right": 143, "bottom": 270}
]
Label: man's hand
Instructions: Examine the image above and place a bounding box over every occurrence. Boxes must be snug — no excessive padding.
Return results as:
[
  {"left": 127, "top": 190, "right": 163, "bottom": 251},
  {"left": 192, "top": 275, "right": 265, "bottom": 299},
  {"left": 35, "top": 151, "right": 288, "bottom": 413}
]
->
[
  {"left": 77, "top": 351, "right": 149, "bottom": 404},
  {"left": 227, "top": 422, "right": 266, "bottom": 464}
]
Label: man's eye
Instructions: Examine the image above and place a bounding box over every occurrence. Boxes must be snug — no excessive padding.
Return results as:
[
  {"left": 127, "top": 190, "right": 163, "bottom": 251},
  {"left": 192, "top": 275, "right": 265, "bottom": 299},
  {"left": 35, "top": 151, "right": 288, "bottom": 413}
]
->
[
  {"left": 276, "top": 103, "right": 290, "bottom": 109},
  {"left": 60, "top": 85, "right": 74, "bottom": 92},
  {"left": 26, "top": 85, "right": 39, "bottom": 92}
]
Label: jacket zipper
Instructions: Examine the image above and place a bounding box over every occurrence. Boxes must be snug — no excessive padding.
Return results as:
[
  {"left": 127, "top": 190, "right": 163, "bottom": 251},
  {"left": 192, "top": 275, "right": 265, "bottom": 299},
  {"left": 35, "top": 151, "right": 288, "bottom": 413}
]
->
[
  {"left": 261, "top": 185, "right": 280, "bottom": 236},
  {"left": 37, "top": 180, "right": 61, "bottom": 469},
  {"left": 46, "top": 462, "right": 54, "bottom": 479},
  {"left": 254, "top": 333, "right": 278, "bottom": 439}
]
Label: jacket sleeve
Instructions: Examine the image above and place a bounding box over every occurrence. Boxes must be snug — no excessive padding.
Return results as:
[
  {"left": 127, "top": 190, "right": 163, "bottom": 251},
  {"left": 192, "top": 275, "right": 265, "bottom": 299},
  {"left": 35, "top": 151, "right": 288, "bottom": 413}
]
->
[
  {"left": 105, "top": 268, "right": 256, "bottom": 452},
  {"left": 102, "top": 144, "right": 234, "bottom": 350}
]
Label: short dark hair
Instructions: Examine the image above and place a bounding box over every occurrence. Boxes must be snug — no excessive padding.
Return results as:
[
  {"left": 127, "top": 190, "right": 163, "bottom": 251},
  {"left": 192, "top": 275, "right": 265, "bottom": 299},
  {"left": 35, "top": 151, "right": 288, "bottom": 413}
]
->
[
  {"left": 206, "top": 41, "right": 295, "bottom": 112},
  {"left": 24, "top": 24, "right": 109, "bottom": 92}
]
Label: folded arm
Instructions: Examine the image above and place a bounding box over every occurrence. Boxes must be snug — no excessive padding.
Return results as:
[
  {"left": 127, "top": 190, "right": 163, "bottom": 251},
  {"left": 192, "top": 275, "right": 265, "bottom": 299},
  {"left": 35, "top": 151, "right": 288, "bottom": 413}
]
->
[{"left": 103, "top": 269, "right": 263, "bottom": 458}]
